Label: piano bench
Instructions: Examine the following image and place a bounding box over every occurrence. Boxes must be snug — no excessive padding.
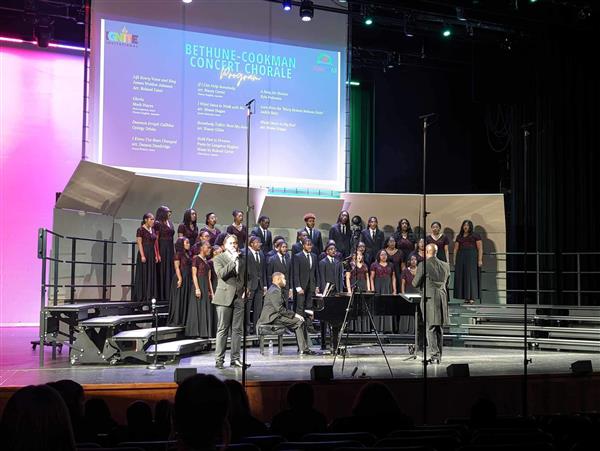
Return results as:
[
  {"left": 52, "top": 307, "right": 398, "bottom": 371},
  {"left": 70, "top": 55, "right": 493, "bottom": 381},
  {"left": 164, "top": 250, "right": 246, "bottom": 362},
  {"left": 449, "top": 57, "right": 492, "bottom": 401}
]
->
[{"left": 257, "top": 325, "right": 286, "bottom": 355}]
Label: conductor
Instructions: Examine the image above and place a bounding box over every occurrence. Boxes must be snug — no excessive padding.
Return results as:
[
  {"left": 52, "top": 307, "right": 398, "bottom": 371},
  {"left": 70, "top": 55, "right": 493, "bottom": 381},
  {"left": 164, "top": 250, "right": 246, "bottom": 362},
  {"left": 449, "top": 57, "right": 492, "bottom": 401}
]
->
[
  {"left": 412, "top": 243, "right": 450, "bottom": 364},
  {"left": 258, "top": 272, "right": 316, "bottom": 355}
]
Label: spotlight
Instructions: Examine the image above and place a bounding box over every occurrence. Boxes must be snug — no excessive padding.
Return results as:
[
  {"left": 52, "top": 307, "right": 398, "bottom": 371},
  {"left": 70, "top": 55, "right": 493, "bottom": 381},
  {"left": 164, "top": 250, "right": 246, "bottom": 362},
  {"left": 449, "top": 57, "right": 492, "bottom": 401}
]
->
[
  {"left": 282, "top": 0, "right": 292, "bottom": 12},
  {"left": 456, "top": 6, "right": 467, "bottom": 21},
  {"left": 441, "top": 24, "right": 452, "bottom": 38},
  {"left": 300, "top": 0, "right": 314, "bottom": 22},
  {"left": 35, "top": 16, "right": 54, "bottom": 48},
  {"left": 182, "top": 0, "right": 193, "bottom": 4},
  {"left": 364, "top": 16, "right": 374, "bottom": 26}
]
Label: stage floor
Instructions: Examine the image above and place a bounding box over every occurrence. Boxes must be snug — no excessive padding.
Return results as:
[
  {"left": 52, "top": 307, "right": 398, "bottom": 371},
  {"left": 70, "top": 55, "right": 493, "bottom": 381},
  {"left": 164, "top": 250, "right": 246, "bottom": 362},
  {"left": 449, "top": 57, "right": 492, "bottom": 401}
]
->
[{"left": 1, "top": 327, "right": 598, "bottom": 387}]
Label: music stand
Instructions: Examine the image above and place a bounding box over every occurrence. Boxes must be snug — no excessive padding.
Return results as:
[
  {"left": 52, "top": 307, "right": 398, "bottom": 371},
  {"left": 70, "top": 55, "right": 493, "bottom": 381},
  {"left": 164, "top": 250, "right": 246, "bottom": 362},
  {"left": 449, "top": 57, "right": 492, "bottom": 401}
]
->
[{"left": 332, "top": 268, "right": 393, "bottom": 377}]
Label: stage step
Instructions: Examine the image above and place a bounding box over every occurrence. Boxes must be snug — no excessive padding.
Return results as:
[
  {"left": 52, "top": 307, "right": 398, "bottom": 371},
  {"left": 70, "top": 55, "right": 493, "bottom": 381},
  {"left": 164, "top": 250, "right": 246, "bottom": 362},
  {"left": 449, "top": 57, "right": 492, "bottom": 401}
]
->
[
  {"left": 79, "top": 313, "right": 167, "bottom": 327},
  {"left": 146, "top": 339, "right": 212, "bottom": 358},
  {"left": 113, "top": 326, "right": 184, "bottom": 341},
  {"left": 460, "top": 334, "right": 600, "bottom": 351}
]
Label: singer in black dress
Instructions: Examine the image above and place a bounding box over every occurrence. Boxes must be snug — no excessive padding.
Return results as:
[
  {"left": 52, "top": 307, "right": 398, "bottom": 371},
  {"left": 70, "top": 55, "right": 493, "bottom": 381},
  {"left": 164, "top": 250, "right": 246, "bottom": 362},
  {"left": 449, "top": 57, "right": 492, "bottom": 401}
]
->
[
  {"left": 426, "top": 221, "right": 450, "bottom": 262},
  {"left": 394, "top": 218, "right": 416, "bottom": 262},
  {"left": 200, "top": 212, "right": 221, "bottom": 246},
  {"left": 208, "top": 245, "right": 222, "bottom": 297},
  {"left": 346, "top": 252, "right": 372, "bottom": 333},
  {"left": 398, "top": 254, "right": 419, "bottom": 335},
  {"left": 178, "top": 209, "right": 199, "bottom": 247},
  {"left": 133, "top": 213, "right": 158, "bottom": 302},
  {"left": 226, "top": 210, "right": 248, "bottom": 247},
  {"left": 408, "top": 238, "right": 426, "bottom": 264},
  {"left": 168, "top": 237, "right": 192, "bottom": 326},
  {"left": 187, "top": 240, "right": 215, "bottom": 338},
  {"left": 384, "top": 236, "right": 404, "bottom": 286},
  {"left": 370, "top": 250, "right": 396, "bottom": 333},
  {"left": 454, "top": 219, "right": 483, "bottom": 304},
  {"left": 154, "top": 206, "right": 175, "bottom": 302}
]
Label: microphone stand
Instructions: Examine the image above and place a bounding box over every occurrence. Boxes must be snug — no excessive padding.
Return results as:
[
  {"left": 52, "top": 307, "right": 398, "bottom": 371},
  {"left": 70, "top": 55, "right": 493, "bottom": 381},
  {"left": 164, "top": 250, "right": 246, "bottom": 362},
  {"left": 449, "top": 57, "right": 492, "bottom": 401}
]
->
[
  {"left": 242, "top": 99, "right": 255, "bottom": 386},
  {"left": 420, "top": 113, "right": 435, "bottom": 423},
  {"left": 147, "top": 298, "right": 165, "bottom": 370}
]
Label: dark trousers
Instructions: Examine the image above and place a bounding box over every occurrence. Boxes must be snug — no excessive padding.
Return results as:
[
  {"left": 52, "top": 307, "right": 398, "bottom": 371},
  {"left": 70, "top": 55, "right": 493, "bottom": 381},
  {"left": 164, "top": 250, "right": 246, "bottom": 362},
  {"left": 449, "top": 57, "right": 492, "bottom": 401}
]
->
[
  {"left": 270, "top": 315, "right": 310, "bottom": 351},
  {"left": 296, "top": 284, "right": 315, "bottom": 330},
  {"left": 215, "top": 297, "right": 244, "bottom": 364},
  {"left": 245, "top": 288, "right": 263, "bottom": 331},
  {"left": 427, "top": 325, "right": 443, "bottom": 358}
]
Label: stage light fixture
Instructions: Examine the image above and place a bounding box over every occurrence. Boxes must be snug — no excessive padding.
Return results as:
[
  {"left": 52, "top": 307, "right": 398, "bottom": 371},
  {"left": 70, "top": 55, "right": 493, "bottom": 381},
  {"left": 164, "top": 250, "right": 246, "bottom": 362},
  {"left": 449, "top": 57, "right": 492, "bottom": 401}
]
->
[
  {"left": 300, "top": 0, "right": 314, "bottom": 22},
  {"left": 182, "top": 0, "right": 192, "bottom": 4},
  {"left": 364, "top": 16, "right": 374, "bottom": 26},
  {"left": 282, "top": 0, "right": 292, "bottom": 12},
  {"left": 456, "top": 6, "right": 467, "bottom": 21},
  {"left": 35, "top": 16, "right": 54, "bottom": 48},
  {"left": 441, "top": 24, "right": 452, "bottom": 38}
]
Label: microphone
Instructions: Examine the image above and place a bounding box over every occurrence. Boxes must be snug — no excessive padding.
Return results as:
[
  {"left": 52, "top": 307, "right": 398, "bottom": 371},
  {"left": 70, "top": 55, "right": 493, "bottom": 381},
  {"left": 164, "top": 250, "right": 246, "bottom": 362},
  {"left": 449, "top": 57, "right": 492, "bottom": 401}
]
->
[
  {"left": 351, "top": 366, "right": 358, "bottom": 377},
  {"left": 245, "top": 99, "right": 255, "bottom": 107},
  {"left": 151, "top": 298, "right": 156, "bottom": 310}
]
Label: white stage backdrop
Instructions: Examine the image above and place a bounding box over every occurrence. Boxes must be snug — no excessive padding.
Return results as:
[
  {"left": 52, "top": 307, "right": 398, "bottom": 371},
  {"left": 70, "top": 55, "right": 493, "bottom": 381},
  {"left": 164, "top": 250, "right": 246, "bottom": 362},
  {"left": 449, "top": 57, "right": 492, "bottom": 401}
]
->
[{"left": 88, "top": 0, "right": 348, "bottom": 191}]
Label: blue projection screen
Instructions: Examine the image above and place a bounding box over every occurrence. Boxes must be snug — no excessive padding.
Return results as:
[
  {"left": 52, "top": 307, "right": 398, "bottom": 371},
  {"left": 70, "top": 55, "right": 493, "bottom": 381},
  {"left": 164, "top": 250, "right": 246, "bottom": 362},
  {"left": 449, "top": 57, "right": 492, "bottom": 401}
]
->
[{"left": 95, "top": 18, "right": 346, "bottom": 190}]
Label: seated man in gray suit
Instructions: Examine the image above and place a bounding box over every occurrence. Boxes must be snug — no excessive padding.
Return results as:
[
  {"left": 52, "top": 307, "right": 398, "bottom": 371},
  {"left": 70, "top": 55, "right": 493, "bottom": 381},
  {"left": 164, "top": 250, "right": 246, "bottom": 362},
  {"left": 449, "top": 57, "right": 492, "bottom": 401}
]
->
[
  {"left": 212, "top": 234, "right": 249, "bottom": 369},
  {"left": 258, "top": 272, "right": 316, "bottom": 355},
  {"left": 412, "top": 243, "right": 450, "bottom": 364}
]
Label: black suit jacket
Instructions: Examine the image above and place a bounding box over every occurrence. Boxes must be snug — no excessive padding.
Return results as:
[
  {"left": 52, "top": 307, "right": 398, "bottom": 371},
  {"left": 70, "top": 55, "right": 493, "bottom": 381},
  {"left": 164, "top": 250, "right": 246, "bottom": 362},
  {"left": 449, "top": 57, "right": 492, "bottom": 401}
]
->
[
  {"left": 246, "top": 249, "right": 267, "bottom": 291},
  {"left": 257, "top": 284, "right": 295, "bottom": 325},
  {"left": 250, "top": 226, "right": 273, "bottom": 253},
  {"left": 318, "top": 257, "right": 344, "bottom": 293},
  {"left": 293, "top": 251, "right": 319, "bottom": 291},
  {"left": 361, "top": 228, "right": 385, "bottom": 256},
  {"left": 300, "top": 227, "right": 323, "bottom": 255},
  {"left": 329, "top": 223, "right": 352, "bottom": 258},
  {"left": 267, "top": 253, "right": 292, "bottom": 291}
]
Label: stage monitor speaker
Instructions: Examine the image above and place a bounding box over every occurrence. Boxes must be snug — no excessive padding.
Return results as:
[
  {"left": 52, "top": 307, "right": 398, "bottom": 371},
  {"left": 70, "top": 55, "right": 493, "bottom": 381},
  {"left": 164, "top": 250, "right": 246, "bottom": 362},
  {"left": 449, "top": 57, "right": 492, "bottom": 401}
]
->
[
  {"left": 310, "top": 365, "right": 333, "bottom": 381},
  {"left": 446, "top": 363, "right": 470, "bottom": 378},
  {"left": 174, "top": 367, "right": 197, "bottom": 384},
  {"left": 570, "top": 360, "right": 593, "bottom": 375}
]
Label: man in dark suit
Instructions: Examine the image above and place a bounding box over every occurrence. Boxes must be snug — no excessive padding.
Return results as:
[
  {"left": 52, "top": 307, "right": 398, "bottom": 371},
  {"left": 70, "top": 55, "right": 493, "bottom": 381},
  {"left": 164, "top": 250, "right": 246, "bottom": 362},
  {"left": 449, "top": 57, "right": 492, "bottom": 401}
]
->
[
  {"left": 300, "top": 213, "right": 323, "bottom": 255},
  {"left": 318, "top": 243, "right": 345, "bottom": 294},
  {"left": 250, "top": 215, "right": 273, "bottom": 254},
  {"left": 293, "top": 238, "right": 320, "bottom": 331},
  {"left": 292, "top": 230, "right": 309, "bottom": 256},
  {"left": 318, "top": 243, "right": 345, "bottom": 350},
  {"left": 245, "top": 236, "right": 267, "bottom": 334},
  {"left": 212, "top": 234, "right": 249, "bottom": 369},
  {"left": 328, "top": 210, "right": 352, "bottom": 258},
  {"left": 258, "top": 272, "right": 315, "bottom": 355},
  {"left": 266, "top": 235, "right": 285, "bottom": 260},
  {"left": 361, "top": 216, "right": 385, "bottom": 257},
  {"left": 412, "top": 243, "right": 450, "bottom": 364},
  {"left": 267, "top": 240, "right": 293, "bottom": 301}
]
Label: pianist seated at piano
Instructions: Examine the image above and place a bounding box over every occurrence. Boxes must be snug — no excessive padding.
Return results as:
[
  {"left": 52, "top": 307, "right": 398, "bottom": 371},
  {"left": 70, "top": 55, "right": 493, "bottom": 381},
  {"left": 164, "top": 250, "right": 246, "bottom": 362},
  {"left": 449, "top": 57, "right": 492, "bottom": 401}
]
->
[{"left": 257, "top": 272, "right": 317, "bottom": 355}]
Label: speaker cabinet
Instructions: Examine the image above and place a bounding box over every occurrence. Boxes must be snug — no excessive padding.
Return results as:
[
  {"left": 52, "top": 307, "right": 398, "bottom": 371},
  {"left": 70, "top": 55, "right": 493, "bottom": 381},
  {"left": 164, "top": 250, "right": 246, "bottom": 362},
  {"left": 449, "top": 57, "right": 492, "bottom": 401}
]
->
[
  {"left": 174, "top": 367, "right": 197, "bottom": 384},
  {"left": 446, "top": 363, "right": 470, "bottom": 377},
  {"left": 310, "top": 365, "right": 333, "bottom": 381}
]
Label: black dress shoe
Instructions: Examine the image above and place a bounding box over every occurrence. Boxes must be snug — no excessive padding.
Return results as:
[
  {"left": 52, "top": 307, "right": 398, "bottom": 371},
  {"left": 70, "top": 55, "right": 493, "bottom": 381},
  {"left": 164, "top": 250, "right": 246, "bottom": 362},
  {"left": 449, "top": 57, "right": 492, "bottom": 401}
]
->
[
  {"left": 429, "top": 356, "right": 441, "bottom": 365},
  {"left": 215, "top": 362, "right": 225, "bottom": 369},
  {"left": 230, "top": 360, "right": 251, "bottom": 369},
  {"left": 299, "top": 349, "right": 317, "bottom": 355}
]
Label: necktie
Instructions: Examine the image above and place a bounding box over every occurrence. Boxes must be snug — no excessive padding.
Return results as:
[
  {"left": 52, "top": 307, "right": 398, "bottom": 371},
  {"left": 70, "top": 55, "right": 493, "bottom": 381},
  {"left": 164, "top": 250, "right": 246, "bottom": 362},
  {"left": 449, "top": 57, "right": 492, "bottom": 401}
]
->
[
  {"left": 371, "top": 229, "right": 375, "bottom": 240},
  {"left": 329, "top": 256, "right": 333, "bottom": 264},
  {"left": 341, "top": 224, "right": 345, "bottom": 234},
  {"left": 280, "top": 254, "right": 284, "bottom": 265},
  {"left": 308, "top": 228, "right": 313, "bottom": 240},
  {"left": 307, "top": 253, "right": 312, "bottom": 268},
  {"left": 255, "top": 251, "right": 259, "bottom": 264}
]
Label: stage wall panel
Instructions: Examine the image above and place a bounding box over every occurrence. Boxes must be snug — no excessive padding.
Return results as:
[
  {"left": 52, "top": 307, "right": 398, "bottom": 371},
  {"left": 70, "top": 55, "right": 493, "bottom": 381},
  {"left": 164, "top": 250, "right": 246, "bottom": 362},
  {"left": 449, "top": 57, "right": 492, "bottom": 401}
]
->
[{"left": 0, "top": 45, "right": 83, "bottom": 325}]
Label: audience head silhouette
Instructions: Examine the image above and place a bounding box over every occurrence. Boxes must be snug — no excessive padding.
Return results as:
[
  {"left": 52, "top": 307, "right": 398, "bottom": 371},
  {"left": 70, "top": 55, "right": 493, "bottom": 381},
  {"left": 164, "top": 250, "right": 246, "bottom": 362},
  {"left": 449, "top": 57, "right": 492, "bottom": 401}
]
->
[
  {"left": 352, "top": 382, "right": 400, "bottom": 416},
  {"left": 174, "top": 374, "right": 230, "bottom": 450},
  {"left": 1, "top": 384, "right": 76, "bottom": 451},
  {"left": 287, "top": 382, "right": 315, "bottom": 410}
]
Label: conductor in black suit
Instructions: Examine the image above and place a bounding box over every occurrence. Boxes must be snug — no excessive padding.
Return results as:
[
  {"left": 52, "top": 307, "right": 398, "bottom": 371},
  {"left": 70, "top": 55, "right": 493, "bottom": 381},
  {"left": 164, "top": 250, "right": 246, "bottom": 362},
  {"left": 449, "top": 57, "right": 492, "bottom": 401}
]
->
[
  {"left": 245, "top": 236, "right": 267, "bottom": 334},
  {"left": 250, "top": 215, "right": 273, "bottom": 254},
  {"left": 258, "top": 272, "right": 316, "bottom": 355},
  {"left": 293, "top": 237, "right": 320, "bottom": 331},
  {"left": 267, "top": 240, "right": 293, "bottom": 300},
  {"left": 361, "top": 216, "right": 385, "bottom": 257},
  {"left": 300, "top": 213, "right": 323, "bottom": 255},
  {"left": 328, "top": 210, "right": 352, "bottom": 258}
]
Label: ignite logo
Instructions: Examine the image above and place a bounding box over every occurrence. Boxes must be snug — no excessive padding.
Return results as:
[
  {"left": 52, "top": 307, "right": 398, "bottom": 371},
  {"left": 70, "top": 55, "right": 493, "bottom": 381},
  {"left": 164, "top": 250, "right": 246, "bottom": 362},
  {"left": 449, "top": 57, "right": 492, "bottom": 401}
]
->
[
  {"left": 316, "top": 53, "right": 333, "bottom": 66},
  {"left": 105, "top": 27, "right": 139, "bottom": 46}
]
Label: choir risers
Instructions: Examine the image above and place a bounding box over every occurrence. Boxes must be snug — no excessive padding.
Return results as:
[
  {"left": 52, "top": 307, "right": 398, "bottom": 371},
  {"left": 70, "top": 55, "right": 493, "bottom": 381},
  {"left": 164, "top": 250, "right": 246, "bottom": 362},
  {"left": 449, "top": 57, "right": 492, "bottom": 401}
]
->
[{"left": 145, "top": 339, "right": 212, "bottom": 360}]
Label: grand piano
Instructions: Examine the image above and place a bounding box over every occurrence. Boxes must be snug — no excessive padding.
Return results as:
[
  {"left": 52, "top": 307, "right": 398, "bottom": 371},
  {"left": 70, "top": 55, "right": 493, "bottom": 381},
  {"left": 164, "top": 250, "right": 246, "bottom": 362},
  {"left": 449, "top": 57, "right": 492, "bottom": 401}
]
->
[{"left": 311, "top": 292, "right": 421, "bottom": 350}]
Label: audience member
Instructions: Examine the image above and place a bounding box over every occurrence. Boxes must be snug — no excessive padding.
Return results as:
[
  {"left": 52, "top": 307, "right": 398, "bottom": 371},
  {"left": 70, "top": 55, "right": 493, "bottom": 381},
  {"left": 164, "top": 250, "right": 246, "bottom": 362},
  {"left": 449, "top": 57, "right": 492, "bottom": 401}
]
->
[
  {"left": 270, "top": 382, "right": 327, "bottom": 440},
  {"left": 224, "top": 379, "right": 268, "bottom": 442},
  {"left": 470, "top": 397, "right": 498, "bottom": 427},
  {"left": 84, "top": 398, "right": 117, "bottom": 436},
  {"left": 329, "top": 382, "right": 413, "bottom": 437},
  {"left": 154, "top": 399, "right": 174, "bottom": 440},
  {"left": 47, "top": 379, "right": 94, "bottom": 443},
  {"left": 174, "top": 373, "right": 231, "bottom": 450},
  {"left": 0, "top": 384, "right": 76, "bottom": 451}
]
